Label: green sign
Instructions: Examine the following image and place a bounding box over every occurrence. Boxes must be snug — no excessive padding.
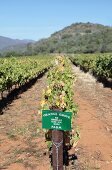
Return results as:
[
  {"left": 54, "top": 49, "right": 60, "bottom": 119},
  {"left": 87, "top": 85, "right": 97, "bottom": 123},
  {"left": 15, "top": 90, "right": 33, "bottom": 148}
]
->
[{"left": 42, "top": 110, "right": 72, "bottom": 131}]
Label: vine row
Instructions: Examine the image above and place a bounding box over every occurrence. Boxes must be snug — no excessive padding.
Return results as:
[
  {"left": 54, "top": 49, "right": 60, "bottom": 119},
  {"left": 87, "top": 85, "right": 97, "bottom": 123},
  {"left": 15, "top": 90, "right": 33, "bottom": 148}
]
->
[
  {"left": 0, "top": 55, "right": 53, "bottom": 96},
  {"left": 41, "top": 55, "right": 79, "bottom": 149}
]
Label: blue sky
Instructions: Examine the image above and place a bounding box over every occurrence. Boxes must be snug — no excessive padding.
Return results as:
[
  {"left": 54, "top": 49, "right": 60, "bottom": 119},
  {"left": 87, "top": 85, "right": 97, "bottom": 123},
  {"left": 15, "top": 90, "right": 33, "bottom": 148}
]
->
[{"left": 0, "top": 0, "right": 112, "bottom": 40}]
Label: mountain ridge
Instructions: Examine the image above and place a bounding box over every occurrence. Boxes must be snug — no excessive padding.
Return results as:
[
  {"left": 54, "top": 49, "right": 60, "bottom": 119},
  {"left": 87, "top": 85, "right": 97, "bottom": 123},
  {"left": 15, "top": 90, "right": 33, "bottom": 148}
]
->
[{"left": 0, "top": 35, "right": 35, "bottom": 51}]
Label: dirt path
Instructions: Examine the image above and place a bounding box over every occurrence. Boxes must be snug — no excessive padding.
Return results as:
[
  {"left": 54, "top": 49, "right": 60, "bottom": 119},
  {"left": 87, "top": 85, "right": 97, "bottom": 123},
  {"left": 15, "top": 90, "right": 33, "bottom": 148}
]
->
[
  {"left": 73, "top": 66, "right": 112, "bottom": 170},
  {"left": 0, "top": 66, "right": 112, "bottom": 170},
  {"left": 0, "top": 75, "right": 51, "bottom": 170}
]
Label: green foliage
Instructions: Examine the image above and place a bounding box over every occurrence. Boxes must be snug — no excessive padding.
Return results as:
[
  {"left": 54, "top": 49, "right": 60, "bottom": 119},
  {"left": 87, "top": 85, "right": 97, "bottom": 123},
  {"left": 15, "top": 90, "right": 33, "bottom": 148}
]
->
[
  {"left": 41, "top": 56, "right": 78, "bottom": 115},
  {"left": 94, "top": 55, "right": 112, "bottom": 79},
  {"left": 0, "top": 55, "right": 53, "bottom": 92},
  {"left": 4, "top": 51, "right": 20, "bottom": 57},
  {"left": 70, "top": 53, "right": 112, "bottom": 80},
  {"left": 41, "top": 55, "right": 78, "bottom": 149}
]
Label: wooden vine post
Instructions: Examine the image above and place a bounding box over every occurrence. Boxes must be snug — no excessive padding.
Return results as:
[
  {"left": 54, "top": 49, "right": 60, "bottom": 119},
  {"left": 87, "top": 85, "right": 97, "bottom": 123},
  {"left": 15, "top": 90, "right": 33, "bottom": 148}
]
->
[
  {"left": 52, "top": 129, "right": 63, "bottom": 170},
  {"left": 42, "top": 110, "right": 72, "bottom": 170}
]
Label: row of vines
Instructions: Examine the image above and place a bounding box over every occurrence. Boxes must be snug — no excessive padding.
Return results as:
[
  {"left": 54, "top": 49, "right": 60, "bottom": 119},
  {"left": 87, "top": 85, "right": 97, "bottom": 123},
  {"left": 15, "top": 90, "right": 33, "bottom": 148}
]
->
[
  {"left": 70, "top": 53, "right": 112, "bottom": 81},
  {"left": 41, "top": 56, "right": 79, "bottom": 150},
  {"left": 0, "top": 55, "right": 53, "bottom": 96}
]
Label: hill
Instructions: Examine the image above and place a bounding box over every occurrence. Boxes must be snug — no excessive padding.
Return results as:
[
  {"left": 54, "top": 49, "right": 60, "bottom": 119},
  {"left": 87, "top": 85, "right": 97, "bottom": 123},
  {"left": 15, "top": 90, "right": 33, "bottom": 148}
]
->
[
  {"left": 0, "top": 36, "right": 34, "bottom": 53},
  {"left": 28, "top": 22, "right": 112, "bottom": 54}
]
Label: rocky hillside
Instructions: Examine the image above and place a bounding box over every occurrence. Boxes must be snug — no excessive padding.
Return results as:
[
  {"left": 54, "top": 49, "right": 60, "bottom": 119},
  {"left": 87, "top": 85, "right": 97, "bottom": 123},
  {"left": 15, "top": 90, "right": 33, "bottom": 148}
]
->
[{"left": 28, "top": 22, "right": 112, "bottom": 54}]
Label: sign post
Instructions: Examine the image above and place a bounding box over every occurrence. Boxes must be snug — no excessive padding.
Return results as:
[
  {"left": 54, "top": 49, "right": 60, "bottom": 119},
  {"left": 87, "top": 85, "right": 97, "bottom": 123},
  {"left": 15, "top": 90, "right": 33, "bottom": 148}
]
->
[
  {"left": 52, "top": 130, "right": 63, "bottom": 170},
  {"left": 42, "top": 110, "right": 72, "bottom": 170}
]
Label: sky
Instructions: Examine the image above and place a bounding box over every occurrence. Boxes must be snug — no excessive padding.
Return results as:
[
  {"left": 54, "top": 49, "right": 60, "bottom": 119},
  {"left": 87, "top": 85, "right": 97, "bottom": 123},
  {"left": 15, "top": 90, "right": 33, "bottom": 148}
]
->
[{"left": 0, "top": 0, "right": 112, "bottom": 40}]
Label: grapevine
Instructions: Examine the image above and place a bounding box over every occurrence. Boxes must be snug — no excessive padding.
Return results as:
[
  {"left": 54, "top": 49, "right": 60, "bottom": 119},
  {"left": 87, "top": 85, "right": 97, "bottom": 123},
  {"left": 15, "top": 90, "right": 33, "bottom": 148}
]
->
[
  {"left": 41, "top": 55, "right": 79, "bottom": 150},
  {"left": 0, "top": 55, "right": 53, "bottom": 96},
  {"left": 70, "top": 53, "right": 112, "bottom": 81}
]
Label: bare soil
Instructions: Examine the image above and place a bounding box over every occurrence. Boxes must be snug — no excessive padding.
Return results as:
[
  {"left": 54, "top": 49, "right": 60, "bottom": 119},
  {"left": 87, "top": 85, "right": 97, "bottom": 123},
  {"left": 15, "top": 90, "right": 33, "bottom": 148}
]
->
[
  {"left": 0, "top": 66, "right": 112, "bottom": 170},
  {"left": 72, "top": 66, "right": 112, "bottom": 170},
  {"left": 0, "top": 75, "right": 50, "bottom": 170}
]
